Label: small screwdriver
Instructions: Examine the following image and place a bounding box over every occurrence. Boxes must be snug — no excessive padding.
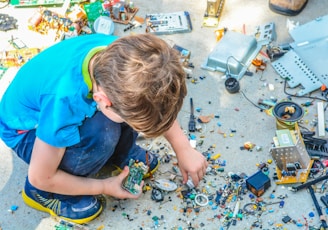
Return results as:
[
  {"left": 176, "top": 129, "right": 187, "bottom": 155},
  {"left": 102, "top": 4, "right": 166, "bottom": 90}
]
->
[{"left": 188, "top": 97, "right": 196, "bottom": 132}]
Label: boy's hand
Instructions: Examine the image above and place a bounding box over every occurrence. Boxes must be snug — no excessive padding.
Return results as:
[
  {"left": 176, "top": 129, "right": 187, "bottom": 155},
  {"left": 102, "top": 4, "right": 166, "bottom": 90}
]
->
[
  {"left": 176, "top": 147, "right": 208, "bottom": 187},
  {"left": 164, "top": 120, "right": 208, "bottom": 188},
  {"left": 103, "top": 166, "right": 144, "bottom": 199}
]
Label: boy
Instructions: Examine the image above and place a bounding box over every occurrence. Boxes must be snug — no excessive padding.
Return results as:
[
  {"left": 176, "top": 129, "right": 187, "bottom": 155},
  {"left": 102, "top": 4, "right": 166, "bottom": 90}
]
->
[{"left": 0, "top": 33, "right": 208, "bottom": 224}]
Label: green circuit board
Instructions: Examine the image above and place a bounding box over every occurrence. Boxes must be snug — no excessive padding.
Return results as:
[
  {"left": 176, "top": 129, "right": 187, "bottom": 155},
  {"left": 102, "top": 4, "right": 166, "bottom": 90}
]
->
[{"left": 122, "top": 159, "right": 148, "bottom": 195}]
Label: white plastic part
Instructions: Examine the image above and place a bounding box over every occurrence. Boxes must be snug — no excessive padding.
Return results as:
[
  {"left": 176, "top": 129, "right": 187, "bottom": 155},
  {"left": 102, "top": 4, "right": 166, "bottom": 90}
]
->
[{"left": 93, "top": 16, "right": 115, "bottom": 35}]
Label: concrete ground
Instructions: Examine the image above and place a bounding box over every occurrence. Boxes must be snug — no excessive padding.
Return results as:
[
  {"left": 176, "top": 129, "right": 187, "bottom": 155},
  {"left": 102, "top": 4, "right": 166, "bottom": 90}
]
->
[{"left": 1, "top": 0, "right": 328, "bottom": 229}]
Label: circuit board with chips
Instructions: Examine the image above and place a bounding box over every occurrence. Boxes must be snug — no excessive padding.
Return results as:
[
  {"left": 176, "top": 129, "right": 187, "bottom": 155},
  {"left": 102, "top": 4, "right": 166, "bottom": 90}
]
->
[{"left": 122, "top": 159, "right": 148, "bottom": 195}]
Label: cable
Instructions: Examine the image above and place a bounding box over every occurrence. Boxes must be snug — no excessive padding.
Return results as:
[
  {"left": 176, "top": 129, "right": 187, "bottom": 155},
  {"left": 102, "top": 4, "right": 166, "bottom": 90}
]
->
[
  {"left": 240, "top": 90, "right": 266, "bottom": 110},
  {"left": 258, "top": 70, "right": 266, "bottom": 81},
  {"left": 283, "top": 79, "right": 328, "bottom": 102},
  {"left": 298, "top": 123, "right": 311, "bottom": 132},
  {"left": 0, "top": 0, "right": 9, "bottom": 9},
  {"left": 240, "top": 78, "right": 328, "bottom": 113}
]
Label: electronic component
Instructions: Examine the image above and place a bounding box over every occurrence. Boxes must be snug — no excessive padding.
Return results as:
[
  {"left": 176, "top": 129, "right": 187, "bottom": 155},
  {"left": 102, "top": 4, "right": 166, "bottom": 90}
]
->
[
  {"left": 10, "top": 0, "right": 83, "bottom": 7},
  {"left": 188, "top": 98, "right": 196, "bottom": 132},
  {"left": 282, "top": 215, "right": 292, "bottom": 223},
  {"left": 270, "top": 122, "right": 314, "bottom": 185},
  {"left": 122, "top": 159, "right": 148, "bottom": 195},
  {"left": 202, "top": 23, "right": 275, "bottom": 79},
  {"left": 0, "top": 13, "right": 18, "bottom": 32},
  {"left": 203, "top": 0, "right": 225, "bottom": 27},
  {"left": 8, "top": 36, "right": 27, "bottom": 49},
  {"left": 194, "top": 194, "right": 209, "bottom": 206},
  {"left": 0, "top": 48, "right": 42, "bottom": 68},
  {"left": 151, "top": 188, "right": 164, "bottom": 202},
  {"left": 145, "top": 11, "right": 192, "bottom": 35},
  {"left": 246, "top": 170, "right": 271, "bottom": 197},
  {"left": 154, "top": 179, "right": 177, "bottom": 192}
]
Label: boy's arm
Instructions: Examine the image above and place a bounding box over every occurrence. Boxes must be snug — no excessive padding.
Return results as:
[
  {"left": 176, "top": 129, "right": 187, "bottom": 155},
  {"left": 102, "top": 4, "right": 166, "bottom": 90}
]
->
[
  {"left": 164, "top": 120, "right": 208, "bottom": 187},
  {"left": 28, "top": 137, "right": 141, "bottom": 199}
]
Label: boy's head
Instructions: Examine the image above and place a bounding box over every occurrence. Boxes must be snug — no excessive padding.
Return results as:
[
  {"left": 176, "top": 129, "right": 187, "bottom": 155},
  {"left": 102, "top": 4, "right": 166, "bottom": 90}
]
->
[{"left": 92, "top": 34, "right": 187, "bottom": 138}]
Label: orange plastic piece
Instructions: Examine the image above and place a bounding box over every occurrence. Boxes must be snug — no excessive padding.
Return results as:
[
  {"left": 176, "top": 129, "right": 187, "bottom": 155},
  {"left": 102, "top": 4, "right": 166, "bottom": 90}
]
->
[
  {"left": 252, "top": 58, "right": 267, "bottom": 72},
  {"left": 244, "top": 141, "right": 254, "bottom": 150},
  {"left": 251, "top": 59, "right": 264, "bottom": 66},
  {"left": 215, "top": 28, "right": 226, "bottom": 41}
]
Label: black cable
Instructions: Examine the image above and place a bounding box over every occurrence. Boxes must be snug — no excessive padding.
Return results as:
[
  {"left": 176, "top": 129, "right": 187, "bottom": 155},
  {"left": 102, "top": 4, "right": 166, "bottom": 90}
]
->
[
  {"left": 236, "top": 71, "right": 328, "bottom": 112},
  {"left": 240, "top": 90, "right": 266, "bottom": 110},
  {"left": 283, "top": 79, "right": 328, "bottom": 102},
  {"left": 258, "top": 70, "right": 266, "bottom": 82},
  {"left": 243, "top": 202, "right": 259, "bottom": 215},
  {"left": 298, "top": 123, "right": 311, "bottom": 132}
]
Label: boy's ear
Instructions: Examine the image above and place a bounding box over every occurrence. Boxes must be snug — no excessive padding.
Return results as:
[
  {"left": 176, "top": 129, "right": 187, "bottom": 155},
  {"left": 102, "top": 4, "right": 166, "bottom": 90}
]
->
[{"left": 93, "top": 92, "right": 112, "bottom": 107}]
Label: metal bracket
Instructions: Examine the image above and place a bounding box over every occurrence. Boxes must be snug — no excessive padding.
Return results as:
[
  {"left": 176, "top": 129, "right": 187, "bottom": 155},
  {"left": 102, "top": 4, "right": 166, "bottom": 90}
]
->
[
  {"left": 201, "top": 22, "right": 275, "bottom": 79},
  {"left": 272, "top": 14, "right": 328, "bottom": 95}
]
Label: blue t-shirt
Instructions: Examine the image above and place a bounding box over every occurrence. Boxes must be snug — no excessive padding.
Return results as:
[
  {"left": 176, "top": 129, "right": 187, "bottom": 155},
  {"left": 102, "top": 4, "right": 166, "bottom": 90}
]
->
[{"left": 0, "top": 34, "right": 118, "bottom": 148}]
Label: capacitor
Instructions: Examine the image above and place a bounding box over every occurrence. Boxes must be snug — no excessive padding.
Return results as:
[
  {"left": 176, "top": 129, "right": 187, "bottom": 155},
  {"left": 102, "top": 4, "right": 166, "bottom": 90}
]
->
[{"left": 28, "top": 11, "right": 42, "bottom": 29}]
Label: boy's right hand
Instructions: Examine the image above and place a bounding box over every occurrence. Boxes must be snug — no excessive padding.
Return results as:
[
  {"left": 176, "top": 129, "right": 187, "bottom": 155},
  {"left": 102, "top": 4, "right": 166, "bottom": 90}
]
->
[{"left": 102, "top": 166, "right": 144, "bottom": 199}]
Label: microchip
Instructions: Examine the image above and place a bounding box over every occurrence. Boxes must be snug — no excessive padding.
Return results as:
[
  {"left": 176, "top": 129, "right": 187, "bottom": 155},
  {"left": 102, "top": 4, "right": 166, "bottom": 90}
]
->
[
  {"left": 122, "top": 159, "right": 149, "bottom": 194},
  {"left": 282, "top": 215, "right": 292, "bottom": 223}
]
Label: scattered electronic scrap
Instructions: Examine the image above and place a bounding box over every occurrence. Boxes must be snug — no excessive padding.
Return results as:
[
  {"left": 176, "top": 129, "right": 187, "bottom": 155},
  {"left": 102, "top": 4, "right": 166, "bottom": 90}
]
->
[
  {"left": 24, "top": 0, "right": 140, "bottom": 40},
  {"left": 84, "top": 0, "right": 138, "bottom": 26},
  {"left": 54, "top": 219, "right": 89, "bottom": 230},
  {"left": 0, "top": 47, "right": 42, "bottom": 67},
  {"left": 2, "top": 2, "right": 328, "bottom": 229},
  {"left": 10, "top": 0, "right": 84, "bottom": 7},
  {"left": 102, "top": 0, "right": 138, "bottom": 24},
  {"left": 27, "top": 6, "right": 89, "bottom": 41},
  {"left": 0, "top": 36, "right": 42, "bottom": 68}
]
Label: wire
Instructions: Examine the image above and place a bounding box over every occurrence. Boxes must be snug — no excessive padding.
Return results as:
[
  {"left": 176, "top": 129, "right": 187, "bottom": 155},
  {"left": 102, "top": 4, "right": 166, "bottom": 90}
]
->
[
  {"left": 298, "top": 123, "right": 311, "bottom": 132},
  {"left": 283, "top": 79, "right": 328, "bottom": 102},
  {"left": 240, "top": 90, "right": 266, "bottom": 110},
  {"left": 258, "top": 70, "right": 266, "bottom": 81},
  {"left": 0, "top": 0, "right": 9, "bottom": 9},
  {"left": 240, "top": 79, "right": 328, "bottom": 113},
  {"left": 225, "top": 55, "right": 246, "bottom": 76}
]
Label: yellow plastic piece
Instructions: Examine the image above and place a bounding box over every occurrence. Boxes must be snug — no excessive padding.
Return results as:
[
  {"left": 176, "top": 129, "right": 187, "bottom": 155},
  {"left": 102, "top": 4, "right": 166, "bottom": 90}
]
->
[{"left": 211, "top": 153, "right": 221, "bottom": 160}]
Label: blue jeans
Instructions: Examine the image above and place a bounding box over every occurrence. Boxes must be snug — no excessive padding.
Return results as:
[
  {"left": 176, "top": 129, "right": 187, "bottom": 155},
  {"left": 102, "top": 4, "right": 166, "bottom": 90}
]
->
[{"left": 13, "top": 111, "right": 146, "bottom": 177}]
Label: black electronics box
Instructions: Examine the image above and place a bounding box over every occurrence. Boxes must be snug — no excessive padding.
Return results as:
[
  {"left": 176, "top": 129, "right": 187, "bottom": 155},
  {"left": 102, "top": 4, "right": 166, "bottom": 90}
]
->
[{"left": 246, "top": 170, "right": 271, "bottom": 197}]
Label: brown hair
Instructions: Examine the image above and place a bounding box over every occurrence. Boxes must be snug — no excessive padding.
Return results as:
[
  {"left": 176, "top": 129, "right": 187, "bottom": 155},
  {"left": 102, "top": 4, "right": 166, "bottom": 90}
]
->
[{"left": 92, "top": 33, "right": 187, "bottom": 138}]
